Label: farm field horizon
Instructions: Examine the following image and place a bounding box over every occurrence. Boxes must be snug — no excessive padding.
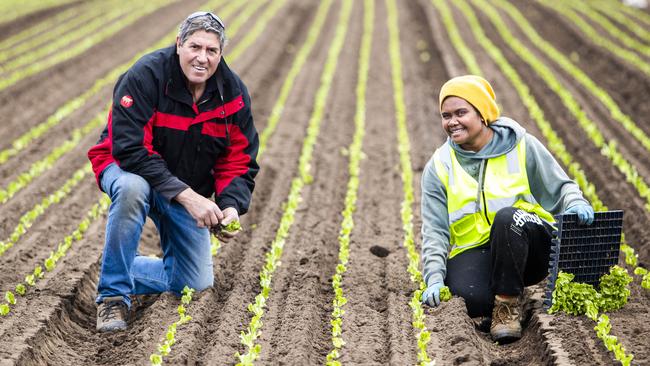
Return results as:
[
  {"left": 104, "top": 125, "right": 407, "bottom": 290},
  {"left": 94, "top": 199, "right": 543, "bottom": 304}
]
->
[{"left": 0, "top": 0, "right": 649, "bottom": 365}]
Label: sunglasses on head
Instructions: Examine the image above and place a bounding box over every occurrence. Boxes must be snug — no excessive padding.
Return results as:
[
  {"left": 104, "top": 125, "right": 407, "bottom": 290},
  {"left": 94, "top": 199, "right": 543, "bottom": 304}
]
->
[{"left": 186, "top": 11, "right": 226, "bottom": 29}]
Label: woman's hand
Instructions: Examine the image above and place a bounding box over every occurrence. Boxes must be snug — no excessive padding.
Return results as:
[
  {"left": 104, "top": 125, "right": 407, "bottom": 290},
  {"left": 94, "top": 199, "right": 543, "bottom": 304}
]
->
[
  {"left": 564, "top": 204, "right": 595, "bottom": 225},
  {"left": 421, "top": 282, "right": 445, "bottom": 307}
]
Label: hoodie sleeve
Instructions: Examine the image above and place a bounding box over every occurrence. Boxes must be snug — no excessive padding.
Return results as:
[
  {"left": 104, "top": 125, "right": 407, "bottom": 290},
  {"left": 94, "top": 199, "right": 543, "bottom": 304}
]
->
[
  {"left": 525, "top": 134, "right": 589, "bottom": 214},
  {"left": 421, "top": 156, "right": 451, "bottom": 287}
]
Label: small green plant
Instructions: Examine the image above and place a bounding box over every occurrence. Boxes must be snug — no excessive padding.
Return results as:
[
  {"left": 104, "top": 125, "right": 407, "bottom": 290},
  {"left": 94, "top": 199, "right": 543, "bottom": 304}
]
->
[
  {"left": 548, "top": 267, "right": 633, "bottom": 365},
  {"left": 439, "top": 286, "right": 452, "bottom": 302},
  {"left": 634, "top": 267, "right": 650, "bottom": 289},
  {"left": 221, "top": 220, "right": 241, "bottom": 233},
  {"left": 150, "top": 286, "right": 195, "bottom": 366}
]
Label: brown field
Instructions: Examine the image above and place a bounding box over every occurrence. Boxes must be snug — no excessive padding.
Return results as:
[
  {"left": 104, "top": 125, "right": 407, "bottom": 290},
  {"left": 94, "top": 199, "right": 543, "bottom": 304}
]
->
[{"left": 0, "top": 0, "right": 649, "bottom": 365}]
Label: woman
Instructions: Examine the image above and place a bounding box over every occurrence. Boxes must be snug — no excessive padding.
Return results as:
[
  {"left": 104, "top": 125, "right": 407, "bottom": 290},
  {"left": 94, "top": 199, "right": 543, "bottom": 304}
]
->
[{"left": 420, "top": 75, "right": 594, "bottom": 343}]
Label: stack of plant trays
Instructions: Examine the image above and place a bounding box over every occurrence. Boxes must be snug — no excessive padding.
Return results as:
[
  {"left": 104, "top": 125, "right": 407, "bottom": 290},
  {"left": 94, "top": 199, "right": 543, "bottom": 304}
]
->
[{"left": 544, "top": 210, "right": 624, "bottom": 309}]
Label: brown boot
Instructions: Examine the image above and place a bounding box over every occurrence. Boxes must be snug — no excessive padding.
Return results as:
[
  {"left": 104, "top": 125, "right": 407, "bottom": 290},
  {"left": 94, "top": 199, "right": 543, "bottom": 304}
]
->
[
  {"left": 96, "top": 296, "right": 128, "bottom": 332},
  {"left": 490, "top": 295, "right": 522, "bottom": 343}
]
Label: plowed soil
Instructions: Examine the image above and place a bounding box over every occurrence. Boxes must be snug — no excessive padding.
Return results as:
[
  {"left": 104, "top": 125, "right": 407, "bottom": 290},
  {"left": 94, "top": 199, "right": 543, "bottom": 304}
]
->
[{"left": 0, "top": 0, "right": 648, "bottom": 365}]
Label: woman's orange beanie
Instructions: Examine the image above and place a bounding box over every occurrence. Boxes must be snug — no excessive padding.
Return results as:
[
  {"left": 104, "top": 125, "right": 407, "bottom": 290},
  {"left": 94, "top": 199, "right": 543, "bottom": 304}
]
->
[{"left": 439, "top": 75, "right": 500, "bottom": 123}]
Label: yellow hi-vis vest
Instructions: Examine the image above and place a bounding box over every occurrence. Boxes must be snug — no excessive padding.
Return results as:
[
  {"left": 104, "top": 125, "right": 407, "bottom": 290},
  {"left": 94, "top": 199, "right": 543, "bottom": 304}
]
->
[{"left": 433, "top": 138, "right": 555, "bottom": 259}]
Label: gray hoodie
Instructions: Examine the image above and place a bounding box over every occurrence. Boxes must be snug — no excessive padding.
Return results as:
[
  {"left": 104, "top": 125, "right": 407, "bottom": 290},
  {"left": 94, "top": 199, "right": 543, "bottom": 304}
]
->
[{"left": 420, "top": 117, "right": 589, "bottom": 287}]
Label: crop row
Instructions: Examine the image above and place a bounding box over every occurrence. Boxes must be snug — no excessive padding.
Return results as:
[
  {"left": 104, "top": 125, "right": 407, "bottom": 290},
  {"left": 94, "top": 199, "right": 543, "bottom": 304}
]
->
[
  {"left": 0, "top": 0, "right": 159, "bottom": 68},
  {"left": 0, "top": 166, "right": 90, "bottom": 257},
  {"left": 386, "top": 0, "right": 434, "bottom": 364},
  {"left": 487, "top": 0, "right": 650, "bottom": 158},
  {"left": 149, "top": 287, "right": 196, "bottom": 365},
  {"left": 536, "top": 0, "right": 650, "bottom": 77},
  {"left": 0, "top": 0, "right": 77, "bottom": 26},
  {"left": 562, "top": 1, "right": 650, "bottom": 57},
  {"left": 588, "top": 1, "right": 650, "bottom": 42},
  {"left": 325, "top": 0, "right": 372, "bottom": 364},
  {"left": 0, "top": 0, "right": 176, "bottom": 91},
  {"left": 549, "top": 267, "right": 634, "bottom": 365},
  {"left": 236, "top": 1, "right": 351, "bottom": 364},
  {"left": 433, "top": 0, "right": 644, "bottom": 361},
  {"left": 0, "top": 0, "right": 116, "bottom": 54},
  {"left": 0, "top": 195, "right": 110, "bottom": 316}
]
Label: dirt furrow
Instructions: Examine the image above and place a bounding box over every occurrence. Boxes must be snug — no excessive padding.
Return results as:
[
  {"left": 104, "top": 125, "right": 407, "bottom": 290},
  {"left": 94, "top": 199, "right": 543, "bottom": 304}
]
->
[
  {"left": 509, "top": 1, "right": 650, "bottom": 133},
  {"left": 252, "top": 1, "right": 364, "bottom": 363},
  {"left": 332, "top": 0, "right": 417, "bottom": 364},
  {"left": 0, "top": 177, "right": 98, "bottom": 288}
]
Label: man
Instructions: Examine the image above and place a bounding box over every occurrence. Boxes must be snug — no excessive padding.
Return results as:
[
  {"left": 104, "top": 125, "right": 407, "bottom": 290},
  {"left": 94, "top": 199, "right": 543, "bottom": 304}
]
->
[{"left": 88, "top": 12, "right": 259, "bottom": 332}]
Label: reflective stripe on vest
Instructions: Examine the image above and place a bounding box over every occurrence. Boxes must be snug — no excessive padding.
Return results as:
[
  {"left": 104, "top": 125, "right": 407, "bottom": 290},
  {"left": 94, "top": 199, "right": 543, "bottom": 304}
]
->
[{"left": 433, "top": 138, "right": 554, "bottom": 258}]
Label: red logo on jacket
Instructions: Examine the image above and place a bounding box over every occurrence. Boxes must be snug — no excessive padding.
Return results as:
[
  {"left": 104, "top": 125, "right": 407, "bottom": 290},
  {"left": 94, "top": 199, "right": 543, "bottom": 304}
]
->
[{"left": 120, "top": 95, "right": 134, "bottom": 108}]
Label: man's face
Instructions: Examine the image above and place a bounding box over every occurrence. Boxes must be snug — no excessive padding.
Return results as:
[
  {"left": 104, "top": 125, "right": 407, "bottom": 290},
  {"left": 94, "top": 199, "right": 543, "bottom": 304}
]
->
[{"left": 176, "top": 30, "right": 221, "bottom": 88}]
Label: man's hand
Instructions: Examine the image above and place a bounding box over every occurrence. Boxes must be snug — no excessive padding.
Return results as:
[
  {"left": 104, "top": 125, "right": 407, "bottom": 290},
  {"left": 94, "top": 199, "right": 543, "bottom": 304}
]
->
[
  {"left": 213, "top": 207, "right": 240, "bottom": 242},
  {"left": 565, "top": 204, "right": 595, "bottom": 225},
  {"left": 175, "top": 188, "right": 223, "bottom": 228},
  {"left": 421, "top": 282, "right": 445, "bottom": 307}
]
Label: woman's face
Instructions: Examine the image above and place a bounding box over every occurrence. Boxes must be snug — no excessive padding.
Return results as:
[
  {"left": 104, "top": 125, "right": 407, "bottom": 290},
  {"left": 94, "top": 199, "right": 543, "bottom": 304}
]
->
[{"left": 440, "top": 96, "right": 491, "bottom": 152}]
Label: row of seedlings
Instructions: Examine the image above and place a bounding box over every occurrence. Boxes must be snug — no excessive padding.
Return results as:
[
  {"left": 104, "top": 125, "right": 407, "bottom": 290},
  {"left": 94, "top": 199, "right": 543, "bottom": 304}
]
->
[
  {"left": 0, "top": 195, "right": 111, "bottom": 315},
  {"left": 535, "top": 0, "right": 650, "bottom": 77},
  {"left": 0, "top": 0, "right": 177, "bottom": 90},
  {"left": 0, "top": 0, "right": 78, "bottom": 25},
  {"left": 386, "top": 0, "right": 434, "bottom": 364},
  {"left": 235, "top": 1, "right": 352, "bottom": 364},
  {"left": 325, "top": 0, "right": 373, "bottom": 363}
]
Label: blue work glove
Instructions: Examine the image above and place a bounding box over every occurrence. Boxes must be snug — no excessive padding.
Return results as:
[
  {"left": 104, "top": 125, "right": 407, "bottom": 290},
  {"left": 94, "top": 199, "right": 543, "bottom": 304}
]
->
[
  {"left": 421, "top": 282, "right": 445, "bottom": 307},
  {"left": 565, "top": 204, "right": 595, "bottom": 225}
]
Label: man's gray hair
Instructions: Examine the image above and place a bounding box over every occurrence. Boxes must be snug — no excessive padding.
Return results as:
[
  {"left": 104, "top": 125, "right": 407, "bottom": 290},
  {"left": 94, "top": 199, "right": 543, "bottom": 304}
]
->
[{"left": 178, "top": 13, "right": 227, "bottom": 48}]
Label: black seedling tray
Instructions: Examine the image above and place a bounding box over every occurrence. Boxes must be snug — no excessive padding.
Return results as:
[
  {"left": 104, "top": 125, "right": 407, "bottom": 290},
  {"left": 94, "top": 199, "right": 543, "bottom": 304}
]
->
[{"left": 543, "top": 210, "right": 623, "bottom": 308}]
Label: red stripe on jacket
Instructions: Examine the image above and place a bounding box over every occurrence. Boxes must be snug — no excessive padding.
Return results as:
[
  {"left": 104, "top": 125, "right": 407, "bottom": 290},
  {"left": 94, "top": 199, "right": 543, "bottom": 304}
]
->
[
  {"left": 87, "top": 108, "right": 158, "bottom": 184},
  {"left": 153, "top": 95, "right": 244, "bottom": 131},
  {"left": 213, "top": 124, "right": 251, "bottom": 195}
]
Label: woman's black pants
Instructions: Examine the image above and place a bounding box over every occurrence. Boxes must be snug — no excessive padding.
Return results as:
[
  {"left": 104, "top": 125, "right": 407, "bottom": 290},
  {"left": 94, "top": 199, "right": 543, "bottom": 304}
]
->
[{"left": 445, "top": 207, "right": 554, "bottom": 317}]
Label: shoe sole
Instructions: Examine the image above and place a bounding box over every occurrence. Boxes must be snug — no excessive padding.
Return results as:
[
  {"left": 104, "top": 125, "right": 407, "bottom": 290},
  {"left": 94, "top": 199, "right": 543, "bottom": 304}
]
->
[
  {"left": 97, "top": 321, "right": 127, "bottom": 332},
  {"left": 491, "top": 329, "right": 522, "bottom": 344}
]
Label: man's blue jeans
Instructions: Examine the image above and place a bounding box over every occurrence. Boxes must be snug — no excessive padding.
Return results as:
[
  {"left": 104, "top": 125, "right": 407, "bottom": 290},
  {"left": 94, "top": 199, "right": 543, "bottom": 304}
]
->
[{"left": 96, "top": 163, "right": 213, "bottom": 309}]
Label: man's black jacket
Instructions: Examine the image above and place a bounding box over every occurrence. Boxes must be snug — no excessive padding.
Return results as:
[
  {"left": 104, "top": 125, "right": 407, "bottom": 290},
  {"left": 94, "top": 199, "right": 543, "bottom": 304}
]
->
[{"left": 88, "top": 46, "right": 259, "bottom": 214}]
